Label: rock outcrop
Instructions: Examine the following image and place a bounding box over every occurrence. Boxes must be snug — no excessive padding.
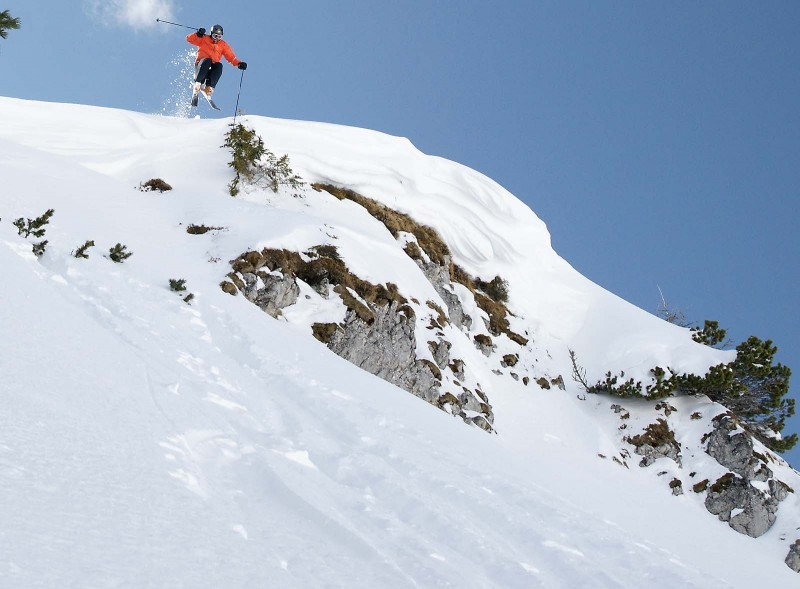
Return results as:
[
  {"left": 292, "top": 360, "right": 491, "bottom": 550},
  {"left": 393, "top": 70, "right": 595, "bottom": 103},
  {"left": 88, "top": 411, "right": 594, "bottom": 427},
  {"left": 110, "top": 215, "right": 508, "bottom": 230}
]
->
[
  {"left": 225, "top": 246, "right": 495, "bottom": 431},
  {"left": 239, "top": 271, "right": 300, "bottom": 317},
  {"left": 704, "top": 473, "right": 779, "bottom": 538},
  {"left": 627, "top": 419, "right": 682, "bottom": 468},
  {"left": 706, "top": 413, "right": 773, "bottom": 481},
  {"left": 326, "top": 302, "right": 441, "bottom": 405},
  {"left": 417, "top": 256, "right": 473, "bottom": 332},
  {"left": 702, "top": 413, "right": 792, "bottom": 538},
  {"left": 786, "top": 540, "right": 800, "bottom": 573}
]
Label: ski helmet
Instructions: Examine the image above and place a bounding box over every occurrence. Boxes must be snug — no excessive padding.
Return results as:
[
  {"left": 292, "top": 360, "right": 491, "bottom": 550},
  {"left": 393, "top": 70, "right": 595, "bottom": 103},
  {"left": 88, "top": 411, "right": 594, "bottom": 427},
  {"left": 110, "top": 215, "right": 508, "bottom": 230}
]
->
[{"left": 210, "top": 24, "right": 223, "bottom": 38}]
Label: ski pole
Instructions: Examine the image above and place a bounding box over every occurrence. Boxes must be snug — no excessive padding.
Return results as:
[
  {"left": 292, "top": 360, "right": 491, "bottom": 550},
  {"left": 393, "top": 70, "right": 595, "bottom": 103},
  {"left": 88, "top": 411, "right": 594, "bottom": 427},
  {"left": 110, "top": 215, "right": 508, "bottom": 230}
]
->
[
  {"left": 155, "top": 18, "right": 200, "bottom": 31},
  {"left": 233, "top": 69, "right": 245, "bottom": 124}
]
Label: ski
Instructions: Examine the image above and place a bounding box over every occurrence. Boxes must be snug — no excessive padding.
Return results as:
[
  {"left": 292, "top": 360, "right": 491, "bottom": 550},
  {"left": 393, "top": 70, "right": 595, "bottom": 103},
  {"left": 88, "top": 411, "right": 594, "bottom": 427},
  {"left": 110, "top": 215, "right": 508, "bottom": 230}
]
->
[{"left": 200, "top": 90, "right": 221, "bottom": 111}]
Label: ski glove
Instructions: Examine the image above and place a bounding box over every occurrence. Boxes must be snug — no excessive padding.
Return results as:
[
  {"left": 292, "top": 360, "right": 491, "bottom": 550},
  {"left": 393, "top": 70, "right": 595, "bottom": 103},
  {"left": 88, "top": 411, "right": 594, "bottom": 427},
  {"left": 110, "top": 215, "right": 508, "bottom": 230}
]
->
[
  {"left": 197, "top": 28, "right": 206, "bottom": 38},
  {"left": 238, "top": 62, "right": 248, "bottom": 70}
]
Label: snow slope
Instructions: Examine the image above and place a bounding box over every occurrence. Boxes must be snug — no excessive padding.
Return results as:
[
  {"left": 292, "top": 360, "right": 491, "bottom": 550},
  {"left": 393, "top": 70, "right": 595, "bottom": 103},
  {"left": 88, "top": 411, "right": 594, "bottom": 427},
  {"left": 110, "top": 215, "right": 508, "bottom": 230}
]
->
[{"left": 1, "top": 96, "right": 798, "bottom": 587}]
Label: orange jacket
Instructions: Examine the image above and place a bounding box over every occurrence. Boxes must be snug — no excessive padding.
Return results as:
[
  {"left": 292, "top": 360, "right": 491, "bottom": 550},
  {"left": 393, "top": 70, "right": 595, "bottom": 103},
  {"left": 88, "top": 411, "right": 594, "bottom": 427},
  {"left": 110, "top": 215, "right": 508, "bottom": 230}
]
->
[{"left": 186, "top": 32, "right": 241, "bottom": 66}]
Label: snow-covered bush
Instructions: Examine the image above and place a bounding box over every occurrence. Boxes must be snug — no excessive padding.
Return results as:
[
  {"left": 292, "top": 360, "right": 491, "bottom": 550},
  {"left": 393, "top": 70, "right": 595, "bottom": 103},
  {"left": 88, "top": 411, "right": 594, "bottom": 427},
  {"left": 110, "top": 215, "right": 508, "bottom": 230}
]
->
[
  {"left": 223, "top": 123, "right": 304, "bottom": 197},
  {"left": 583, "top": 332, "right": 796, "bottom": 452}
]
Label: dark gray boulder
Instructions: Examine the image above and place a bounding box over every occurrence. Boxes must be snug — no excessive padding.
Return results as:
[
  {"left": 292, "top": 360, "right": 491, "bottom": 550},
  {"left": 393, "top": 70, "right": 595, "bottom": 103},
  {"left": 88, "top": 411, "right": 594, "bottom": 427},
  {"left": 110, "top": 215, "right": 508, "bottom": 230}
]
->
[{"left": 786, "top": 540, "right": 800, "bottom": 573}]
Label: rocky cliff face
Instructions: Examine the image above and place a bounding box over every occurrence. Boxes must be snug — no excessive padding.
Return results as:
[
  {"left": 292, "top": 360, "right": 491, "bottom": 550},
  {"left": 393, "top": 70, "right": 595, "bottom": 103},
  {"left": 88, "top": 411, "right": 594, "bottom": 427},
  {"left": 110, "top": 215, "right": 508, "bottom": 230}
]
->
[
  {"left": 218, "top": 184, "right": 800, "bottom": 573},
  {"left": 220, "top": 242, "right": 504, "bottom": 432},
  {"left": 703, "top": 413, "right": 791, "bottom": 538}
]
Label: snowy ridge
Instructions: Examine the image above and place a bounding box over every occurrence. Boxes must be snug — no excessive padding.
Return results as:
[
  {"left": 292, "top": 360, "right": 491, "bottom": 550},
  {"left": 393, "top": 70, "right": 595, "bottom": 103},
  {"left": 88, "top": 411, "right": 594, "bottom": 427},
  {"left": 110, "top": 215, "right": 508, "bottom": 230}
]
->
[{"left": 1, "top": 96, "right": 798, "bottom": 587}]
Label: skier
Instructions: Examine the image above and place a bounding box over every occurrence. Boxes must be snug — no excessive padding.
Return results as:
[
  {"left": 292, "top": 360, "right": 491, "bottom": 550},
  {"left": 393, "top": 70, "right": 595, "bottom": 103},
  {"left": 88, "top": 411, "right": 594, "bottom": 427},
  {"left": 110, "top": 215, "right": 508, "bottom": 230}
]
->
[{"left": 186, "top": 24, "right": 247, "bottom": 108}]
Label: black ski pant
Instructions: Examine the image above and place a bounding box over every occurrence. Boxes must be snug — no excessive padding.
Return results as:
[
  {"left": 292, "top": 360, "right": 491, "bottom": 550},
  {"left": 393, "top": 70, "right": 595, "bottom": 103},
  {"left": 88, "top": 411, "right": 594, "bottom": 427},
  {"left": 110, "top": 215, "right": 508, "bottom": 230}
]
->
[{"left": 195, "top": 58, "right": 223, "bottom": 89}]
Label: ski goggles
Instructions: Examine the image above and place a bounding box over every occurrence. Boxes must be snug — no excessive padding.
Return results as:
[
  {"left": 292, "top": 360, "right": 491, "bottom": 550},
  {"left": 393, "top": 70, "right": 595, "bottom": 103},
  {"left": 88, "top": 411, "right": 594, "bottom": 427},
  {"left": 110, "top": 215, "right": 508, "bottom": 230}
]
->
[{"left": 211, "top": 32, "right": 223, "bottom": 40}]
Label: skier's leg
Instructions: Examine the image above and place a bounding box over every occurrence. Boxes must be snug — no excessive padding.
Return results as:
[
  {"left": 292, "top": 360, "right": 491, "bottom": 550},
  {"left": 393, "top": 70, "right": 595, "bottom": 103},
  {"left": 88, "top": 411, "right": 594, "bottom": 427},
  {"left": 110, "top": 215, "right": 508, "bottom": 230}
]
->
[
  {"left": 205, "top": 62, "right": 224, "bottom": 95},
  {"left": 194, "top": 58, "right": 213, "bottom": 88}
]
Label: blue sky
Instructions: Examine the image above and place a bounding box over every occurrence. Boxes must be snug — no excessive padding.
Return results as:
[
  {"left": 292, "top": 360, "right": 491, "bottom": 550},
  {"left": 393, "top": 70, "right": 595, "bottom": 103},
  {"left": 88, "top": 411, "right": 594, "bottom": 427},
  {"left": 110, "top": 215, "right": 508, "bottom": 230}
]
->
[{"left": 3, "top": 1, "right": 799, "bottom": 464}]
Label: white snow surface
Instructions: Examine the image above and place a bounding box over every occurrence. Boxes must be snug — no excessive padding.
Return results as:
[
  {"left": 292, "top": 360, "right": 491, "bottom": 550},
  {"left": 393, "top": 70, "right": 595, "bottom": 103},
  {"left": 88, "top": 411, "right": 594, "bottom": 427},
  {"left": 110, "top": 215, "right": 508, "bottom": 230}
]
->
[{"left": 1, "top": 96, "right": 798, "bottom": 587}]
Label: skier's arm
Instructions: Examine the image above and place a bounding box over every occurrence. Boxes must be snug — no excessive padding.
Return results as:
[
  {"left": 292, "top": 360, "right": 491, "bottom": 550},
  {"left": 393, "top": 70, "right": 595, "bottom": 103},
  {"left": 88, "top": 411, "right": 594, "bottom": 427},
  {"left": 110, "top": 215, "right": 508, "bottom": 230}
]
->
[
  {"left": 186, "top": 31, "right": 203, "bottom": 46},
  {"left": 222, "top": 44, "right": 241, "bottom": 67}
]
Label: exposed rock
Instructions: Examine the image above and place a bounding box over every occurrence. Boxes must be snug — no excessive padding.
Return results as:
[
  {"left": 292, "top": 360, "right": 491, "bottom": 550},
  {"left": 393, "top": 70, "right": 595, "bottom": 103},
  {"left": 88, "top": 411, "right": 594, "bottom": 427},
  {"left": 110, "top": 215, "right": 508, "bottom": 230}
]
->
[
  {"left": 326, "top": 301, "right": 493, "bottom": 429},
  {"left": 752, "top": 462, "right": 773, "bottom": 482},
  {"left": 474, "top": 334, "right": 494, "bottom": 357},
  {"left": 670, "top": 478, "right": 683, "bottom": 496},
  {"left": 706, "top": 414, "right": 755, "bottom": 478},
  {"left": 240, "top": 271, "right": 300, "bottom": 317},
  {"left": 769, "top": 479, "right": 793, "bottom": 502},
  {"left": 704, "top": 474, "right": 778, "bottom": 538},
  {"left": 627, "top": 419, "right": 682, "bottom": 468},
  {"left": 229, "top": 246, "right": 496, "bottom": 432},
  {"left": 428, "top": 339, "right": 452, "bottom": 369},
  {"left": 416, "top": 255, "right": 472, "bottom": 332},
  {"left": 327, "top": 302, "right": 439, "bottom": 401},
  {"left": 786, "top": 540, "right": 800, "bottom": 573},
  {"left": 448, "top": 359, "right": 465, "bottom": 381},
  {"left": 471, "top": 415, "right": 493, "bottom": 432}
]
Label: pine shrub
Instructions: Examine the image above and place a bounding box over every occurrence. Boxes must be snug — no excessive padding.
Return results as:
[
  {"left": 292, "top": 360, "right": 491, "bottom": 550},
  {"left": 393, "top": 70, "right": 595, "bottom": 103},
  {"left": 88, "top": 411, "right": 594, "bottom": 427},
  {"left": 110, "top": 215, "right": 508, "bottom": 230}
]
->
[
  {"left": 109, "top": 243, "right": 132, "bottom": 263},
  {"left": 169, "top": 278, "right": 187, "bottom": 292},
  {"left": 586, "top": 327, "right": 796, "bottom": 452},
  {"left": 31, "top": 240, "right": 48, "bottom": 258},
  {"left": 223, "top": 123, "right": 304, "bottom": 196},
  {"left": 13, "top": 209, "right": 54, "bottom": 238},
  {"left": 73, "top": 240, "right": 95, "bottom": 259},
  {"left": 691, "top": 319, "right": 728, "bottom": 348}
]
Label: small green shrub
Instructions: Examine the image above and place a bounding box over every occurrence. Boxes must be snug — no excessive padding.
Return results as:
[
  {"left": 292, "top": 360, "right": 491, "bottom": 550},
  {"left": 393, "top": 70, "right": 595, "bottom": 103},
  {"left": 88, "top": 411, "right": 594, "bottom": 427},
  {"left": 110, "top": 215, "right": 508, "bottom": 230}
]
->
[
  {"left": 223, "top": 123, "right": 304, "bottom": 196},
  {"left": 73, "top": 240, "right": 95, "bottom": 259},
  {"left": 14, "top": 209, "right": 54, "bottom": 238},
  {"left": 691, "top": 319, "right": 728, "bottom": 348},
  {"left": 108, "top": 243, "right": 132, "bottom": 263},
  {"left": 168, "top": 278, "right": 194, "bottom": 303},
  {"left": 31, "top": 240, "right": 48, "bottom": 258},
  {"left": 169, "top": 278, "right": 187, "bottom": 292}
]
